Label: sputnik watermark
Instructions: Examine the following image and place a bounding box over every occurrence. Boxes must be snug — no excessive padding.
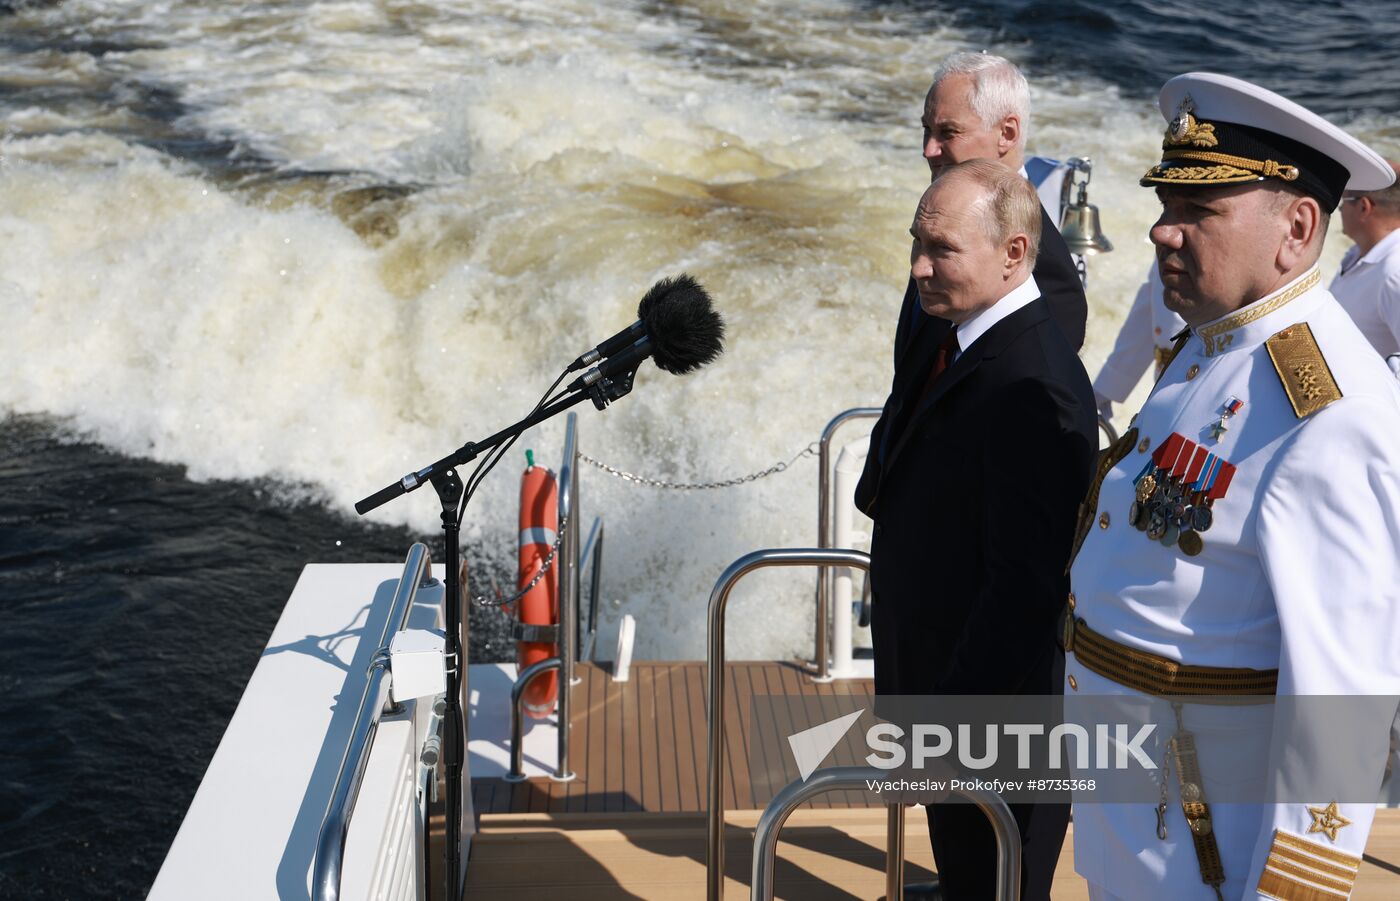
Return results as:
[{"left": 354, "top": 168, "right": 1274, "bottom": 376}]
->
[
  {"left": 865, "top": 722, "right": 1157, "bottom": 771},
  {"left": 788, "top": 711, "right": 1157, "bottom": 782}
]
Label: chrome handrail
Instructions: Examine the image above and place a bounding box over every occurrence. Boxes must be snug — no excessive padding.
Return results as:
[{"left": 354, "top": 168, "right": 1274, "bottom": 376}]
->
[
  {"left": 814, "top": 408, "right": 881, "bottom": 680},
  {"left": 1098, "top": 415, "right": 1119, "bottom": 446},
  {"left": 579, "top": 516, "right": 604, "bottom": 663},
  {"left": 886, "top": 802, "right": 904, "bottom": 900},
  {"left": 312, "top": 543, "right": 437, "bottom": 901},
  {"left": 560, "top": 412, "right": 580, "bottom": 696},
  {"left": 706, "top": 548, "right": 871, "bottom": 901},
  {"left": 504, "top": 656, "right": 564, "bottom": 782},
  {"left": 503, "top": 413, "right": 579, "bottom": 783},
  {"left": 749, "top": 766, "right": 1022, "bottom": 901}
]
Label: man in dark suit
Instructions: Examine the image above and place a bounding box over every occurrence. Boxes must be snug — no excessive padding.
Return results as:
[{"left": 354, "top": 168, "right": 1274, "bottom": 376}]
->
[
  {"left": 894, "top": 51, "right": 1087, "bottom": 359},
  {"left": 855, "top": 160, "right": 1097, "bottom": 899}
]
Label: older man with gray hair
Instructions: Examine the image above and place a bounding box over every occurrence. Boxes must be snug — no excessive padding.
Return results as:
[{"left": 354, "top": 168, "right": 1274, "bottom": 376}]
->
[{"left": 891, "top": 51, "right": 1087, "bottom": 357}]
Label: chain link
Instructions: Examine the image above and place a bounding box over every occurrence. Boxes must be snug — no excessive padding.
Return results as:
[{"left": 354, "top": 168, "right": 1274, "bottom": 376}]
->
[
  {"left": 477, "top": 442, "right": 819, "bottom": 604},
  {"left": 472, "top": 513, "right": 568, "bottom": 608},
  {"left": 577, "top": 442, "right": 820, "bottom": 490}
]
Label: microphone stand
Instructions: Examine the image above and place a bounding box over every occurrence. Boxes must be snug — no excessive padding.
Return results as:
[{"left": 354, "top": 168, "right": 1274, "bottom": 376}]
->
[{"left": 355, "top": 364, "right": 640, "bottom": 901}]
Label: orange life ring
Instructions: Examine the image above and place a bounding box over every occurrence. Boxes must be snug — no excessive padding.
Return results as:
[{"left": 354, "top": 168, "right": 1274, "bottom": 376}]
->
[{"left": 516, "top": 464, "right": 560, "bottom": 718}]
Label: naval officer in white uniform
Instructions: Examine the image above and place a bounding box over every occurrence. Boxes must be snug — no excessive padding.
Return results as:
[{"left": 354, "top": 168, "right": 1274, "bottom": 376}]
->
[
  {"left": 1329, "top": 160, "right": 1400, "bottom": 366},
  {"left": 1092, "top": 262, "right": 1187, "bottom": 423},
  {"left": 1063, "top": 73, "right": 1400, "bottom": 901}
]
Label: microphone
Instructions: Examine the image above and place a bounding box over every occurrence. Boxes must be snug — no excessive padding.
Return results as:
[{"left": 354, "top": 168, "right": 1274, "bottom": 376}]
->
[
  {"left": 567, "top": 274, "right": 724, "bottom": 391},
  {"left": 567, "top": 274, "right": 725, "bottom": 375}
]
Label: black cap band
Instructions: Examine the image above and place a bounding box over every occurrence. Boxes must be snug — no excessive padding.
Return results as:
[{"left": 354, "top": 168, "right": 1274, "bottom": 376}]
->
[{"left": 1141, "top": 116, "right": 1349, "bottom": 211}]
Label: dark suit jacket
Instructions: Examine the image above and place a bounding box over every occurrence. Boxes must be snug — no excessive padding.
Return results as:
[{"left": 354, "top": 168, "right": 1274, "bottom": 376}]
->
[
  {"left": 855, "top": 295, "right": 1096, "bottom": 697},
  {"left": 891, "top": 207, "right": 1087, "bottom": 359}
]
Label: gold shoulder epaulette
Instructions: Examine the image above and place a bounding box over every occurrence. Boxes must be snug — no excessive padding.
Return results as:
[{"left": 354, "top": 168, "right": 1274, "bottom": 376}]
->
[{"left": 1265, "top": 323, "right": 1341, "bottom": 418}]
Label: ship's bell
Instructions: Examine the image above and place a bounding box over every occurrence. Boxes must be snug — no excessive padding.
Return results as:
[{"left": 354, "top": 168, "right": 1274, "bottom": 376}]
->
[
  {"left": 1059, "top": 157, "right": 1114, "bottom": 256},
  {"left": 1060, "top": 194, "right": 1114, "bottom": 255}
]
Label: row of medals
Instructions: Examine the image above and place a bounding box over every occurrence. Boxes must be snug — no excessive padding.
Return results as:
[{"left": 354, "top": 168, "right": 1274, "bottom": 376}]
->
[{"left": 1129, "top": 468, "right": 1213, "bottom": 557}]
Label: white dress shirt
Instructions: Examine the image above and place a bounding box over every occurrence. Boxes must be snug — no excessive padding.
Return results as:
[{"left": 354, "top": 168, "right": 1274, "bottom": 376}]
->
[
  {"left": 952, "top": 273, "right": 1041, "bottom": 361},
  {"left": 1328, "top": 226, "right": 1400, "bottom": 358}
]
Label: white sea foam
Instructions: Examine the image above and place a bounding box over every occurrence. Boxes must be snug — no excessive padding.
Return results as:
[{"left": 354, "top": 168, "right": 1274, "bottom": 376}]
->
[{"left": 1, "top": 0, "right": 1392, "bottom": 659}]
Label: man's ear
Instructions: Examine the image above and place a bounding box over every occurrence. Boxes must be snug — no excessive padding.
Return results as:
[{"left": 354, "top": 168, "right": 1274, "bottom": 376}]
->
[
  {"left": 997, "top": 115, "right": 1021, "bottom": 159},
  {"left": 1005, "top": 233, "right": 1030, "bottom": 273},
  {"left": 1277, "top": 193, "right": 1323, "bottom": 272}
]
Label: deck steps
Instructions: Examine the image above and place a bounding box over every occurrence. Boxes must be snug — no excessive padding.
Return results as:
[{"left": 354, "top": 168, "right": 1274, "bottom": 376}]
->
[
  {"left": 465, "top": 808, "right": 935, "bottom": 900},
  {"left": 450, "top": 808, "right": 1400, "bottom": 899},
  {"left": 455, "top": 661, "right": 1400, "bottom": 897}
]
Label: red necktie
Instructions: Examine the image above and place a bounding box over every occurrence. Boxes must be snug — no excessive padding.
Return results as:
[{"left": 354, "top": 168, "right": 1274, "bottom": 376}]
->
[{"left": 917, "top": 326, "right": 960, "bottom": 407}]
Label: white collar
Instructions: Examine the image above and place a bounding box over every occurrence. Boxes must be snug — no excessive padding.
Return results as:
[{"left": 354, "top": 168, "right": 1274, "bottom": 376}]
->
[
  {"left": 955, "top": 274, "right": 1041, "bottom": 354},
  {"left": 1357, "top": 226, "right": 1400, "bottom": 268},
  {"left": 1192, "top": 265, "right": 1323, "bottom": 357}
]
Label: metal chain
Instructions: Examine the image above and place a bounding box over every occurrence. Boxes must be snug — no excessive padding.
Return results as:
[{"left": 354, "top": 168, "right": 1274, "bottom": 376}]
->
[
  {"left": 577, "top": 442, "right": 819, "bottom": 490},
  {"left": 472, "top": 513, "right": 568, "bottom": 608}
]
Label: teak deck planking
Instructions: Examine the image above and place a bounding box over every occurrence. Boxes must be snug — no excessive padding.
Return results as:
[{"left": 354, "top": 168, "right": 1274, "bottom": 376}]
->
[
  {"left": 473, "top": 661, "right": 874, "bottom": 816},
  {"left": 455, "top": 661, "right": 1400, "bottom": 898}
]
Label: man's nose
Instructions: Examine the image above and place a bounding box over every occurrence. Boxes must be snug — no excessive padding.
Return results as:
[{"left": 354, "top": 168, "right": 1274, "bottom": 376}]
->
[
  {"left": 911, "top": 249, "right": 933, "bottom": 281},
  {"left": 923, "top": 136, "right": 943, "bottom": 162},
  {"left": 1149, "top": 216, "right": 1182, "bottom": 251}
]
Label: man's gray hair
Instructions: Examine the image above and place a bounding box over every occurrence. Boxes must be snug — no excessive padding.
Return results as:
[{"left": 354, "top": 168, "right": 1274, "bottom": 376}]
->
[
  {"left": 932, "top": 51, "right": 1031, "bottom": 148},
  {"left": 1362, "top": 162, "right": 1400, "bottom": 216},
  {"left": 943, "top": 158, "right": 1042, "bottom": 267}
]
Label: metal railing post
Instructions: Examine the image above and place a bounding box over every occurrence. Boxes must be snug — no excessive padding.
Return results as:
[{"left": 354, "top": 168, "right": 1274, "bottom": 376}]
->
[
  {"left": 813, "top": 409, "right": 881, "bottom": 681},
  {"left": 555, "top": 412, "right": 580, "bottom": 781},
  {"left": 886, "top": 803, "right": 904, "bottom": 901},
  {"left": 749, "top": 767, "right": 1021, "bottom": 901},
  {"left": 579, "top": 517, "right": 604, "bottom": 663},
  {"left": 706, "top": 548, "right": 871, "bottom": 901},
  {"left": 504, "top": 657, "right": 564, "bottom": 782},
  {"left": 312, "top": 543, "right": 436, "bottom": 901}
]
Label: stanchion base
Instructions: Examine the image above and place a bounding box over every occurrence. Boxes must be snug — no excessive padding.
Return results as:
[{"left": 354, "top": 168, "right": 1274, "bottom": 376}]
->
[
  {"left": 549, "top": 770, "right": 577, "bottom": 783},
  {"left": 502, "top": 773, "right": 529, "bottom": 784},
  {"left": 901, "top": 879, "right": 941, "bottom": 900}
]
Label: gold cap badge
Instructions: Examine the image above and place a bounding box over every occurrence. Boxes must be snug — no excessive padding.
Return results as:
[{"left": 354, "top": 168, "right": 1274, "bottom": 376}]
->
[{"left": 1165, "top": 95, "right": 1218, "bottom": 149}]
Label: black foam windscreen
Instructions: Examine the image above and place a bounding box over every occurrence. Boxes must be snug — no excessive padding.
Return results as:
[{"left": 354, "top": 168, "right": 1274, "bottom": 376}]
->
[{"left": 637, "top": 274, "right": 725, "bottom": 375}]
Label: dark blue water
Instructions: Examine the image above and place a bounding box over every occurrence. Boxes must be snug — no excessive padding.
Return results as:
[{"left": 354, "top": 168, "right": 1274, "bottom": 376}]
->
[
  {"left": 0, "top": 418, "right": 514, "bottom": 899},
  {"left": 3, "top": 1, "right": 1398, "bottom": 898},
  {"left": 885, "top": 0, "right": 1400, "bottom": 119}
]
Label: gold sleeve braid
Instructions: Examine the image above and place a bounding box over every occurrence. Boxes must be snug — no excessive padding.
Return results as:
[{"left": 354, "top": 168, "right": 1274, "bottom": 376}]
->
[{"left": 1256, "top": 830, "right": 1361, "bottom": 900}]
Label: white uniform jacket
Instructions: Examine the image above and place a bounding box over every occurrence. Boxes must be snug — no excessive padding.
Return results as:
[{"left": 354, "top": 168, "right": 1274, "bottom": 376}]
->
[
  {"left": 1068, "top": 266, "right": 1400, "bottom": 900},
  {"left": 1093, "top": 262, "right": 1188, "bottom": 404}
]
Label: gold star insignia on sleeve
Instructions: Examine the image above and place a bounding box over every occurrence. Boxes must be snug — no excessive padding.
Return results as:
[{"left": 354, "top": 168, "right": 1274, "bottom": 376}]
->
[{"left": 1307, "top": 801, "right": 1352, "bottom": 842}]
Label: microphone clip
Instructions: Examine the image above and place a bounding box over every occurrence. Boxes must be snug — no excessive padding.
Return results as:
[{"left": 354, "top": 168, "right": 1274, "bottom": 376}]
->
[{"left": 586, "top": 364, "right": 640, "bottom": 410}]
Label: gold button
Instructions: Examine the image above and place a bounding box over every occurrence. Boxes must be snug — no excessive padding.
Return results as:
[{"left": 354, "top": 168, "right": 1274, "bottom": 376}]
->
[
  {"left": 1068, "top": 674, "right": 1079, "bottom": 691},
  {"left": 1098, "top": 511, "right": 1110, "bottom": 529},
  {"left": 1138, "top": 437, "right": 1150, "bottom": 453},
  {"left": 1067, "top": 591, "right": 1076, "bottom": 610},
  {"left": 1187, "top": 364, "right": 1200, "bottom": 380}
]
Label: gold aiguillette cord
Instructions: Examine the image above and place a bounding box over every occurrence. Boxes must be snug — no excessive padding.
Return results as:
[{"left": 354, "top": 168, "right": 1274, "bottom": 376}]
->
[{"left": 1167, "top": 702, "right": 1226, "bottom": 900}]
